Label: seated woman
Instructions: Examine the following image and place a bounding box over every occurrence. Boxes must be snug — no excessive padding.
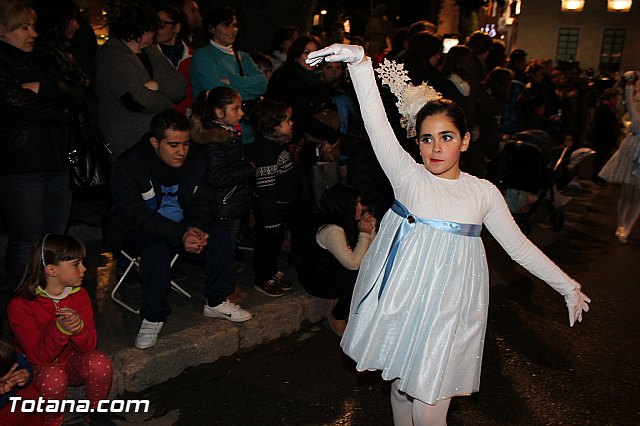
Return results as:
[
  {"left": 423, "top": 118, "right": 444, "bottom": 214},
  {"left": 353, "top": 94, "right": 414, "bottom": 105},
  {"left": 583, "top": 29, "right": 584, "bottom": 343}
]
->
[{"left": 298, "top": 184, "right": 376, "bottom": 337}]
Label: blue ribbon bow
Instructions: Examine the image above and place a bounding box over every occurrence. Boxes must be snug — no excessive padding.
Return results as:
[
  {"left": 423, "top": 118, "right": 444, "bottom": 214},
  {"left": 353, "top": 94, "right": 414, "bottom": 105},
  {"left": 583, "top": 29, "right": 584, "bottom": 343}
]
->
[{"left": 355, "top": 200, "right": 482, "bottom": 313}]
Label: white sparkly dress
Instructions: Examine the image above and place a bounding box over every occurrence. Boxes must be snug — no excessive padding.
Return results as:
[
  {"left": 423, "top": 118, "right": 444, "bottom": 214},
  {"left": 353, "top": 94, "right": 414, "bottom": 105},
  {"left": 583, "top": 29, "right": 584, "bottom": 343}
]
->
[
  {"left": 599, "top": 84, "right": 640, "bottom": 188},
  {"left": 340, "top": 59, "right": 580, "bottom": 405}
]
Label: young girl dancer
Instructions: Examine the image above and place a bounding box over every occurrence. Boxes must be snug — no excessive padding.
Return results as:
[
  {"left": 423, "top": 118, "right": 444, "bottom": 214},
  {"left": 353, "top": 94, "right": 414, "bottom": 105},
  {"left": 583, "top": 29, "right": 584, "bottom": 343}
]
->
[
  {"left": 307, "top": 45, "right": 590, "bottom": 425},
  {"left": 8, "top": 235, "right": 112, "bottom": 426},
  {"left": 298, "top": 184, "right": 376, "bottom": 336},
  {"left": 598, "top": 70, "right": 640, "bottom": 244}
]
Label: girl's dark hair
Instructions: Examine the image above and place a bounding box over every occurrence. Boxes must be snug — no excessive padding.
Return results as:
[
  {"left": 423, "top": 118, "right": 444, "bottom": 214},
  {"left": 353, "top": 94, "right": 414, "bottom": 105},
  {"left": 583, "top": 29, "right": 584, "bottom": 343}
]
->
[
  {"left": 0, "top": 338, "right": 18, "bottom": 378},
  {"left": 486, "top": 39, "right": 507, "bottom": 70},
  {"left": 286, "top": 35, "right": 316, "bottom": 63},
  {"left": 319, "top": 184, "right": 361, "bottom": 249},
  {"left": 525, "top": 62, "right": 544, "bottom": 78},
  {"left": 389, "top": 27, "right": 408, "bottom": 51},
  {"left": 110, "top": 3, "right": 158, "bottom": 42},
  {"left": 465, "top": 31, "right": 492, "bottom": 55},
  {"left": 415, "top": 98, "right": 468, "bottom": 137},
  {"left": 482, "top": 67, "right": 514, "bottom": 101},
  {"left": 192, "top": 86, "right": 240, "bottom": 130},
  {"left": 203, "top": 6, "right": 235, "bottom": 39},
  {"left": 252, "top": 99, "right": 291, "bottom": 135},
  {"left": 269, "top": 26, "right": 300, "bottom": 54},
  {"left": 33, "top": 0, "right": 78, "bottom": 40},
  {"left": 441, "top": 44, "right": 474, "bottom": 81},
  {"left": 405, "top": 32, "right": 443, "bottom": 71},
  {"left": 16, "top": 234, "right": 86, "bottom": 300}
]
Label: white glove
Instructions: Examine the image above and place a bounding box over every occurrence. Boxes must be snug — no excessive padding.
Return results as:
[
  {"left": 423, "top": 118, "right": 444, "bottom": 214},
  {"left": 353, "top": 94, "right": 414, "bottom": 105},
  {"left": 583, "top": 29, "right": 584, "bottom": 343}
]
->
[
  {"left": 306, "top": 43, "right": 365, "bottom": 67},
  {"left": 564, "top": 285, "right": 590, "bottom": 327}
]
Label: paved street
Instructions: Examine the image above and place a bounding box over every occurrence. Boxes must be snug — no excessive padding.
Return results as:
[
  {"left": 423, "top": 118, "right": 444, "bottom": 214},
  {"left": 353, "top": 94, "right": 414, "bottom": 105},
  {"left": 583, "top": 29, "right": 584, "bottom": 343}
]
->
[{"left": 114, "top": 181, "right": 639, "bottom": 426}]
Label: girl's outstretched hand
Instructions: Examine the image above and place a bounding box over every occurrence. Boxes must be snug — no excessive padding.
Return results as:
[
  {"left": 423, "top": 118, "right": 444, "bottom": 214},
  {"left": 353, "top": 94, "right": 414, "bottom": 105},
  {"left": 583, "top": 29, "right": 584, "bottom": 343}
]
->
[
  {"left": 306, "top": 44, "right": 365, "bottom": 67},
  {"left": 564, "top": 286, "right": 590, "bottom": 327}
]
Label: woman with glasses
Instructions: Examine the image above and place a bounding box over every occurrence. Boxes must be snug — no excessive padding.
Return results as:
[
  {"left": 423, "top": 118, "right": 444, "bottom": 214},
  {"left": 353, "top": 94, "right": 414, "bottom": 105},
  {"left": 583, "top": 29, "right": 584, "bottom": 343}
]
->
[{"left": 155, "top": 5, "right": 193, "bottom": 115}]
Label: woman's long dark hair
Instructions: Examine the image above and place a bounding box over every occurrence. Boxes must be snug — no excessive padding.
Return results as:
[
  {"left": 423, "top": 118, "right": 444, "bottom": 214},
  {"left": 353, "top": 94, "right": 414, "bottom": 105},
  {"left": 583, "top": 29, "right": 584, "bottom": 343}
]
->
[
  {"left": 33, "top": 0, "right": 78, "bottom": 41},
  {"left": 319, "top": 184, "right": 361, "bottom": 249},
  {"left": 441, "top": 44, "right": 474, "bottom": 82},
  {"left": 286, "top": 35, "right": 316, "bottom": 64},
  {"left": 404, "top": 32, "right": 442, "bottom": 73}
]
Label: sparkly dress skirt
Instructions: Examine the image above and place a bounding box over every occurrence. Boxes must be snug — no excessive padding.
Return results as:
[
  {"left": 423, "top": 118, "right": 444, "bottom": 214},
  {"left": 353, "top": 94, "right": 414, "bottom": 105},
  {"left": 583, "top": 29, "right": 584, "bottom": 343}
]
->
[
  {"left": 341, "top": 201, "right": 488, "bottom": 405},
  {"left": 599, "top": 131, "right": 640, "bottom": 188}
]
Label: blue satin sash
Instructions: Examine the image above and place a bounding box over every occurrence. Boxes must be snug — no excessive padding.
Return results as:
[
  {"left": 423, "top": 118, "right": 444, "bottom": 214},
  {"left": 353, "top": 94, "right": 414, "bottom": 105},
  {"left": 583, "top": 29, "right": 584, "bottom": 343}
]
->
[{"left": 355, "top": 200, "right": 482, "bottom": 313}]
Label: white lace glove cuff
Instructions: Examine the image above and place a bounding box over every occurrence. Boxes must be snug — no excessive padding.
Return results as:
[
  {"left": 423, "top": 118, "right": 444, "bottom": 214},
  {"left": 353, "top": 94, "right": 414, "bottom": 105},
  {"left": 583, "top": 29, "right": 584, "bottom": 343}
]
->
[{"left": 564, "top": 284, "right": 591, "bottom": 327}]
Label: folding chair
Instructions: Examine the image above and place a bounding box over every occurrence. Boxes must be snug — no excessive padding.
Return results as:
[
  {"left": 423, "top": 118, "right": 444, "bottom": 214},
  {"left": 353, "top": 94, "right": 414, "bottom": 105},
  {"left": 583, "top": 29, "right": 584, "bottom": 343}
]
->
[{"left": 110, "top": 250, "right": 192, "bottom": 314}]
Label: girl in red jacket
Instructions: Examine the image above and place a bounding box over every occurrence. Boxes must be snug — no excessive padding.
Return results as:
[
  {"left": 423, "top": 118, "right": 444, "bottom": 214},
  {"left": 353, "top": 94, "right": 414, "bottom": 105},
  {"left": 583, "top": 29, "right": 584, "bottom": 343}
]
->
[{"left": 8, "top": 234, "right": 112, "bottom": 426}]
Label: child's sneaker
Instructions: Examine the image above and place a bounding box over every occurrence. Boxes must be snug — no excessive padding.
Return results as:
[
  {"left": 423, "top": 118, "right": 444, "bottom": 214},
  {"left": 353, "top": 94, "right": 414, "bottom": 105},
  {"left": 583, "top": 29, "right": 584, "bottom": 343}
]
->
[
  {"left": 254, "top": 279, "right": 285, "bottom": 297},
  {"left": 203, "top": 299, "right": 252, "bottom": 322},
  {"left": 272, "top": 271, "right": 293, "bottom": 291},
  {"left": 135, "top": 319, "right": 164, "bottom": 350}
]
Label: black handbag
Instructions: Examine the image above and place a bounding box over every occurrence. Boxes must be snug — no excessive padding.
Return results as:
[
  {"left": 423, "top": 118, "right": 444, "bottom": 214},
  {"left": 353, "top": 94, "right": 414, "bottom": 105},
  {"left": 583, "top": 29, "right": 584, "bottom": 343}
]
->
[{"left": 67, "top": 111, "right": 112, "bottom": 190}]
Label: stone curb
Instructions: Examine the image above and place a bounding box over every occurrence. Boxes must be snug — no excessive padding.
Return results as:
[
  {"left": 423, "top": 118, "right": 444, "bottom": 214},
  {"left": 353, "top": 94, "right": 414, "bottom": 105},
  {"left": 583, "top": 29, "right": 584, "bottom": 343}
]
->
[{"left": 106, "top": 294, "right": 333, "bottom": 395}]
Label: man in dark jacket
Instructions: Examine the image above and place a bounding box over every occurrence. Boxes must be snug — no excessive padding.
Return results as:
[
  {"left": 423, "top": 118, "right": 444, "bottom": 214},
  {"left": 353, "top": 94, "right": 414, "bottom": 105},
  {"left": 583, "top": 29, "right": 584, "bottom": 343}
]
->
[{"left": 103, "top": 109, "right": 251, "bottom": 350}]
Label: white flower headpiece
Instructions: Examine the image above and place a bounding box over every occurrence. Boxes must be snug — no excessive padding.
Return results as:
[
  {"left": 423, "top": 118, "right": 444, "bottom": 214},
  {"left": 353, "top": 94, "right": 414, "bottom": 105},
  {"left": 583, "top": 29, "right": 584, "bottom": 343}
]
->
[{"left": 375, "top": 59, "right": 442, "bottom": 138}]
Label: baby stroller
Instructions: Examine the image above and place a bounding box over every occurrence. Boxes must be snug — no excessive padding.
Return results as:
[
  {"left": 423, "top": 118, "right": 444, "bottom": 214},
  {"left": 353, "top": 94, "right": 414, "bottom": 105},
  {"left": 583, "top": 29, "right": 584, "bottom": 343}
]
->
[{"left": 488, "top": 130, "right": 569, "bottom": 234}]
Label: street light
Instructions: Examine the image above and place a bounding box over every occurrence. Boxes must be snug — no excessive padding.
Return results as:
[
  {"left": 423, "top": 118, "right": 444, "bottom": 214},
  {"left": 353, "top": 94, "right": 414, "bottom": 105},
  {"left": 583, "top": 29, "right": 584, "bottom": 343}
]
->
[
  {"left": 561, "top": 0, "right": 585, "bottom": 11},
  {"left": 607, "top": 0, "right": 632, "bottom": 11}
]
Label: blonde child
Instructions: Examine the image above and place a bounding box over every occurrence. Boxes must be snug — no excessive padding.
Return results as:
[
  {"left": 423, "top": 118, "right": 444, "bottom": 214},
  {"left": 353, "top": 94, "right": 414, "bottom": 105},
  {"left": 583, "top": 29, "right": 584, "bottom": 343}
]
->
[
  {"left": 307, "top": 45, "right": 590, "bottom": 425},
  {"left": 8, "top": 235, "right": 112, "bottom": 426}
]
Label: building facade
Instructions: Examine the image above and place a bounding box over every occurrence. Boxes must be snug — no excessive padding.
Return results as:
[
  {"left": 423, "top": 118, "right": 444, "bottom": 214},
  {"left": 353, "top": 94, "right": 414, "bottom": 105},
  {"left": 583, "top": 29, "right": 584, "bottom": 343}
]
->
[{"left": 515, "top": 0, "right": 640, "bottom": 74}]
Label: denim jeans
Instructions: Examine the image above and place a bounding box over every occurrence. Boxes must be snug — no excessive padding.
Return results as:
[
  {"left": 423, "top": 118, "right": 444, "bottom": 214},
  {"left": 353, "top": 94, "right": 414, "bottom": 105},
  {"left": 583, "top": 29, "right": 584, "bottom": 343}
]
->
[
  {"left": 0, "top": 170, "right": 72, "bottom": 288},
  {"left": 221, "top": 218, "right": 241, "bottom": 253},
  {"left": 121, "top": 220, "right": 235, "bottom": 322}
]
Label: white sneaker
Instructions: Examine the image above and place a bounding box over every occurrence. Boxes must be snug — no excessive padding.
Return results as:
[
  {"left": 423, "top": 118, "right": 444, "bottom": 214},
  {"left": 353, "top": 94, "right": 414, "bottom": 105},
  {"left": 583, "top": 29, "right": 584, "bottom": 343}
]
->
[
  {"left": 135, "top": 319, "right": 164, "bottom": 350},
  {"left": 203, "top": 299, "right": 252, "bottom": 322}
]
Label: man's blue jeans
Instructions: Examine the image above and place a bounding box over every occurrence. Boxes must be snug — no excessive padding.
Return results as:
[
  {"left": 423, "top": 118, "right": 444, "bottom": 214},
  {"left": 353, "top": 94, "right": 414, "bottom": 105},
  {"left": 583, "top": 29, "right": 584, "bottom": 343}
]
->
[
  {"left": 120, "top": 220, "right": 236, "bottom": 323},
  {"left": 0, "top": 170, "right": 72, "bottom": 288}
]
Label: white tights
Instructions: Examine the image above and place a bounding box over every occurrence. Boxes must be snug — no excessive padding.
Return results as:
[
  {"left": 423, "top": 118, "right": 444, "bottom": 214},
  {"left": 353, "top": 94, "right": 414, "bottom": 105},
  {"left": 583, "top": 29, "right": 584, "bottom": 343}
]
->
[
  {"left": 617, "top": 183, "right": 640, "bottom": 238},
  {"left": 390, "top": 380, "right": 451, "bottom": 426}
]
